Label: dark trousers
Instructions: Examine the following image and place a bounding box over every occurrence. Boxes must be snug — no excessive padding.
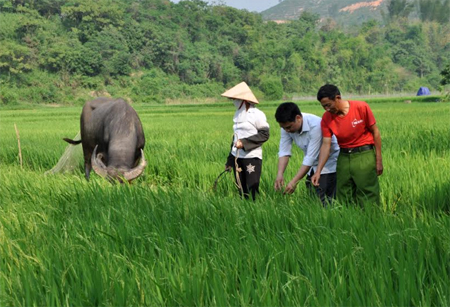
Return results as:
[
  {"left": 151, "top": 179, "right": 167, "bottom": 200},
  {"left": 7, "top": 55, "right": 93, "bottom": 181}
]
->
[
  {"left": 232, "top": 158, "right": 262, "bottom": 201},
  {"left": 306, "top": 170, "right": 337, "bottom": 206}
]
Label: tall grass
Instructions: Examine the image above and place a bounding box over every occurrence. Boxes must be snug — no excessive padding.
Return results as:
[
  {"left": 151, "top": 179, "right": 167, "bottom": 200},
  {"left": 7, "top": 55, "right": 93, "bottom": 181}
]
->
[{"left": 0, "top": 101, "right": 449, "bottom": 305}]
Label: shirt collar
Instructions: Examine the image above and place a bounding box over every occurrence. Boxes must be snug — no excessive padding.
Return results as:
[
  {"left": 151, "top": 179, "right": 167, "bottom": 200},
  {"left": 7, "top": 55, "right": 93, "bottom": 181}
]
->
[{"left": 299, "top": 114, "right": 311, "bottom": 134}]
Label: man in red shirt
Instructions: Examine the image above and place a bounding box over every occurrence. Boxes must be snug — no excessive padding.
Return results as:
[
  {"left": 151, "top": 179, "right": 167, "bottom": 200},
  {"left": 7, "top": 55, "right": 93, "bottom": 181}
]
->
[{"left": 311, "top": 84, "right": 383, "bottom": 206}]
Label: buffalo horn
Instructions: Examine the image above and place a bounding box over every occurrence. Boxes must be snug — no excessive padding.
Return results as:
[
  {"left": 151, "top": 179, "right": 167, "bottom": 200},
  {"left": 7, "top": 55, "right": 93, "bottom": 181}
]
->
[
  {"left": 123, "top": 149, "right": 147, "bottom": 182},
  {"left": 91, "top": 145, "right": 108, "bottom": 178}
]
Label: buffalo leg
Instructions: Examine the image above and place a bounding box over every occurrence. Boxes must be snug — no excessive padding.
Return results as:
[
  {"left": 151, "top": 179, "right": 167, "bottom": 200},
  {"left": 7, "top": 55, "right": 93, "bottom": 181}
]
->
[
  {"left": 82, "top": 145, "right": 93, "bottom": 181},
  {"left": 85, "top": 162, "right": 92, "bottom": 181}
]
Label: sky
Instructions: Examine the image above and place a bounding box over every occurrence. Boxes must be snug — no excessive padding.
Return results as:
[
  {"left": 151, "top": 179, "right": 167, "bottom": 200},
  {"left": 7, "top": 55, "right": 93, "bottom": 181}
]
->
[{"left": 170, "top": 0, "right": 280, "bottom": 12}]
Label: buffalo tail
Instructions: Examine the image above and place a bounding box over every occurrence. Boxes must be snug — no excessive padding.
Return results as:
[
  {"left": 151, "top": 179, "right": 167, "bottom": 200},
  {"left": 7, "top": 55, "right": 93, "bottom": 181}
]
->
[{"left": 63, "top": 138, "right": 82, "bottom": 145}]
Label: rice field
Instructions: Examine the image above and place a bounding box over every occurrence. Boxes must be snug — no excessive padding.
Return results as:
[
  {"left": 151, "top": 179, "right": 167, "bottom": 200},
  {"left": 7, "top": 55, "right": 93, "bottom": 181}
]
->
[{"left": 1, "top": 100, "right": 449, "bottom": 306}]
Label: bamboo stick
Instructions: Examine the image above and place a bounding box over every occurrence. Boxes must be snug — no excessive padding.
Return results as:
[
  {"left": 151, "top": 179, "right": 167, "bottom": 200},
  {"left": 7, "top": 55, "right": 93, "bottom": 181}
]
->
[{"left": 14, "top": 123, "right": 22, "bottom": 169}]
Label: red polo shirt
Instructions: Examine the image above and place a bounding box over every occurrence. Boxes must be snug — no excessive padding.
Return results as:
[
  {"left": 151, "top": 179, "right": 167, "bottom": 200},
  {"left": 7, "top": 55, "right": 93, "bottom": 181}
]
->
[{"left": 321, "top": 100, "right": 376, "bottom": 149}]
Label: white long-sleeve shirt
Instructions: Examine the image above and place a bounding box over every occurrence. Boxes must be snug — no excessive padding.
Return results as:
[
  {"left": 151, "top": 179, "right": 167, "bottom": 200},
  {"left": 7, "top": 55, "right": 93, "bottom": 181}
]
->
[
  {"left": 278, "top": 113, "right": 339, "bottom": 174},
  {"left": 231, "top": 100, "right": 269, "bottom": 159}
]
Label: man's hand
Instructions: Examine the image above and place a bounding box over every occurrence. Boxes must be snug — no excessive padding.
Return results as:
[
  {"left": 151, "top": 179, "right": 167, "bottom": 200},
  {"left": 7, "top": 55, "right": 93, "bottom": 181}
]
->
[
  {"left": 274, "top": 175, "right": 284, "bottom": 191},
  {"left": 376, "top": 159, "right": 383, "bottom": 176},
  {"left": 225, "top": 165, "right": 232, "bottom": 172},
  {"left": 311, "top": 172, "right": 321, "bottom": 187},
  {"left": 283, "top": 180, "right": 298, "bottom": 194}
]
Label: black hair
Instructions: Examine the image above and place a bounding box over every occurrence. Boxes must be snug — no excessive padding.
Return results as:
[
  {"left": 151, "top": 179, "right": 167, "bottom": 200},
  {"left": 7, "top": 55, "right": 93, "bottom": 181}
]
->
[
  {"left": 275, "top": 102, "right": 302, "bottom": 123},
  {"left": 317, "top": 84, "right": 341, "bottom": 101}
]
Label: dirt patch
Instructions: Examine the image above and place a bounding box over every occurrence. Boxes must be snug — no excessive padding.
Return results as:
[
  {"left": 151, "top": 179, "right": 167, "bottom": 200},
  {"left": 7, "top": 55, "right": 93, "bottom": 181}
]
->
[{"left": 339, "top": 0, "right": 383, "bottom": 13}]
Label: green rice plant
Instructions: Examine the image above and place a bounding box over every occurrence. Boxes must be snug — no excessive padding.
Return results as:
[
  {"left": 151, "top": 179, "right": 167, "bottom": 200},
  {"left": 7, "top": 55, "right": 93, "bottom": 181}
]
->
[{"left": 0, "top": 100, "right": 449, "bottom": 306}]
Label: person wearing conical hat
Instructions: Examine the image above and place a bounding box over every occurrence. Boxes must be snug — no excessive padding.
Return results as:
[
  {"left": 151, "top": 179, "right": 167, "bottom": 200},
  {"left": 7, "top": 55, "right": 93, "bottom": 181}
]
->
[{"left": 222, "top": 82, "right": 270, "bottom": 201}]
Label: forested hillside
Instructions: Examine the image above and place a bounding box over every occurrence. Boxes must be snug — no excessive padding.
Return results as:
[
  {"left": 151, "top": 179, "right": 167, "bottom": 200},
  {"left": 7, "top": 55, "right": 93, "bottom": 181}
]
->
[
  {"left": 263, "top": 0, "right": 387, "bottom": 25},
  {"left": 262, "top": 0, "right": 450, "bottom": 26},
  {"left": 0, "top": 0, "right": 449, "bottom": 104}
]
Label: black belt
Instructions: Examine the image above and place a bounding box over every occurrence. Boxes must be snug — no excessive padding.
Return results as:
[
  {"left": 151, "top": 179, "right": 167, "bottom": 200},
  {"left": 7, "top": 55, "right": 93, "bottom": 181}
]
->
[{"left": 340, "top": 145, "right": 374, "bottom": 154}]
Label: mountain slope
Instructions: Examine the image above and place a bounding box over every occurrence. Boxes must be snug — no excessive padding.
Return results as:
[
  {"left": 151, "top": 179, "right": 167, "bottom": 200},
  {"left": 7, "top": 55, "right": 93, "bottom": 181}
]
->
[{"left": 261, "top": 0, "right": 388, "bottom": 25}]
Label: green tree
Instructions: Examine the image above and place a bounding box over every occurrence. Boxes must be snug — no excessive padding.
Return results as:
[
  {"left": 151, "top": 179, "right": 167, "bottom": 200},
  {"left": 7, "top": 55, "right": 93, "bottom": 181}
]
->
[
  {"left": 418, "top": 0, "right": 450, "bottom": 24},
  {"left": 383, "top": 0, "right": 414, "bottom": 22},
  {"left": 83, "top": 26, "right": 131, "bottom": 76},
  {"left": 440, "top": 64, "right": 450, "bottom": 100},
  {"left": 441, "top": 64, "right": 450, "bottom": 85},
  {"left": 259, "top": 76, "right": 283, "bottom": 100},
  {"left": 0, "top": 41, "right": 32, "bottom": 75},
  {"left": 61, "top": 0, "right": 124, "bottom": 42}
]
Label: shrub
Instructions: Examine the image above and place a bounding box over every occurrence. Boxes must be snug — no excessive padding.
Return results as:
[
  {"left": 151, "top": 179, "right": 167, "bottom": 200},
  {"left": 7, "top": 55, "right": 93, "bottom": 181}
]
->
[
  {"left": 259, "top": 76, "right": 283, "bottom": 100},
  {"left": 0, "top": 86, "right": 19, "bottom": 105}
]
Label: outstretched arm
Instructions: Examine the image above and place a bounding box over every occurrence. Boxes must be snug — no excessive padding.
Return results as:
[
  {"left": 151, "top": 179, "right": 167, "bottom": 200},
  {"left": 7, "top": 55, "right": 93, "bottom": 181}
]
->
[
  {"left": 275, "top": 156, "right": 289, "bottom": 190},
  {"left": 284, "top": 164, "right": 312, "bottom": 194}
]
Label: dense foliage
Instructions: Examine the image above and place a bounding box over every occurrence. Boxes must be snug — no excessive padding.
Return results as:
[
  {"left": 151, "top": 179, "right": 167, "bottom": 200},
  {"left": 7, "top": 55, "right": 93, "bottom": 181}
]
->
[{"left": 0, "top": 0, "right": 449, "bottom": 104}]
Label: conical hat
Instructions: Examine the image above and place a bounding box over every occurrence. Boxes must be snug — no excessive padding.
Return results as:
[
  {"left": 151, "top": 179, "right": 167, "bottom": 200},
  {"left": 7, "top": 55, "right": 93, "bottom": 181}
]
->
[{"left": 221, "top": 82, "right": 259, "bottom": 104}]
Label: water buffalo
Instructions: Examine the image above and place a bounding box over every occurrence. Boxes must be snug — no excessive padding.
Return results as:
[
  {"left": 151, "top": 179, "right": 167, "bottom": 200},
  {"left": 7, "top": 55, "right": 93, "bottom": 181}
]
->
[{"left": 64, "top": 97, "right": 146, "bottom": 182}]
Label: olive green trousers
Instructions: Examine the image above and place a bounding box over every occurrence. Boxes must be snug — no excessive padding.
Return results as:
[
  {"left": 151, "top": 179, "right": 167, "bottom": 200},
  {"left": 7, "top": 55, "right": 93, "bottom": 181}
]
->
[{"left": 336, "top": 149, "right": 380, "bottom": 206}]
